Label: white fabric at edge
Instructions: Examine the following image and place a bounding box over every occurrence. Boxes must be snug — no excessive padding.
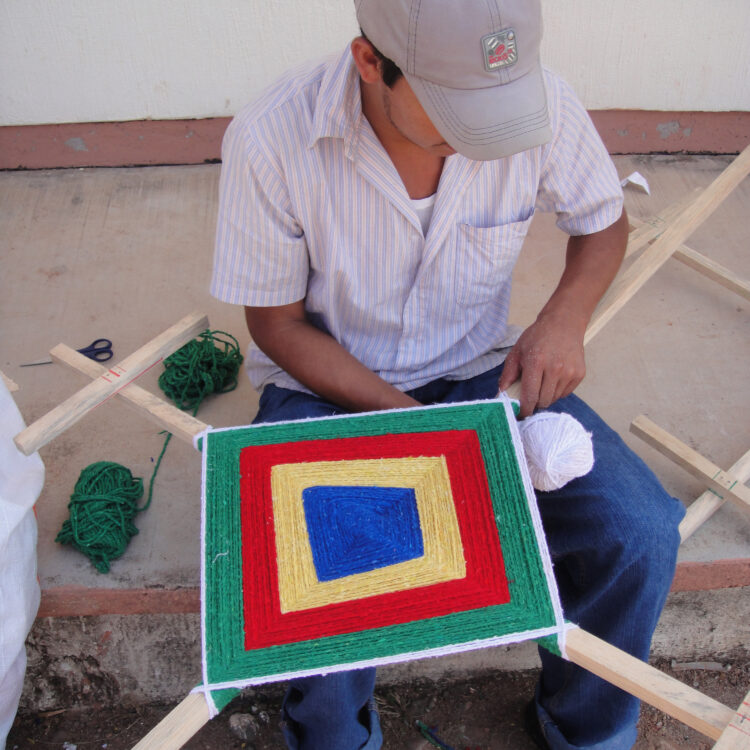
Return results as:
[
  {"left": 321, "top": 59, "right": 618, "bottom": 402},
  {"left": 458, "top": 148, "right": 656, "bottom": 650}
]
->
[{"left": 0, "top": 382, "right": 44, "bottom": 748}]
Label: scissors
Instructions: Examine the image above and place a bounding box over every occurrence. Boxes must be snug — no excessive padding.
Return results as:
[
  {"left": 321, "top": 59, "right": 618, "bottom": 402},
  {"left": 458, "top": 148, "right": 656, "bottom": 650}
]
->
[{"left": 20, "top": 338, "right": 114, "bottom": 367}]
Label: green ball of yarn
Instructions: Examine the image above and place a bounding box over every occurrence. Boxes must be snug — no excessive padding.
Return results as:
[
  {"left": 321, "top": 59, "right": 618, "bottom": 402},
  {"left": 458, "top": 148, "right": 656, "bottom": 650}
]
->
[
  {"left": 158, "top": 330, "right": 243, "bottom": 414},
  {"left": 55, "top": 461, "right": 144, "bottom": 573}
]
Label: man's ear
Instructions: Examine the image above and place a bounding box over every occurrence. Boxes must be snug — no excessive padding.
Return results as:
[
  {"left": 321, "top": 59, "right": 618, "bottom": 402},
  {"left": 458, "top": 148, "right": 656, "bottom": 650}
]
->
[{"left": 351, "top": 37, "right": 382, "bottom": 84}]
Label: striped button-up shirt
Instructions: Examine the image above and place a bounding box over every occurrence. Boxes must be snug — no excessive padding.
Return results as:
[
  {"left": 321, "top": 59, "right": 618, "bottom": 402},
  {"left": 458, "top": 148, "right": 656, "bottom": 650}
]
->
[{"left": 211, "top": 48, "right": 623, "bottom": 393}]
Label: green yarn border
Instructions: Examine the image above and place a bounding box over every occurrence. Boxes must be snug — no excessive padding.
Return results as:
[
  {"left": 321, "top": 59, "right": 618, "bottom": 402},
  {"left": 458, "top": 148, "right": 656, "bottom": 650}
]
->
[
  {"left": 207, "top": 687, "right": 241, "bottom": 712},
  {"left": 203, "top": 402, "right": 556, "bottom": 684},
  {"left": 534, "top": 632, "right": 562, "bottom": 657}
]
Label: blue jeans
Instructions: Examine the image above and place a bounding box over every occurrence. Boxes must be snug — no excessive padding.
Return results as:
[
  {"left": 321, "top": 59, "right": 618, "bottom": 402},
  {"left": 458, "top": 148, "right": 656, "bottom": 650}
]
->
[{"left": 253, "top": 365, "right": 685, "bottom": 750}]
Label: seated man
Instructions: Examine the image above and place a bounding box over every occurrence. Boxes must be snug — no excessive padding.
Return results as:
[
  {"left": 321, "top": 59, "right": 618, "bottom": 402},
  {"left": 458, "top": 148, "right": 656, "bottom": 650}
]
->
[{"left": 211, "top": 0, "right": 685, "bottom": 747}]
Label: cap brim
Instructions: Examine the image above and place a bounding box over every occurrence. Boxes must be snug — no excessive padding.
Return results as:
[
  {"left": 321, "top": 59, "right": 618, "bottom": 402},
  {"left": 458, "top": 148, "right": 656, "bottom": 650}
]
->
[{"left": 406, "top": 65, "right": 552, "bottom": 161}]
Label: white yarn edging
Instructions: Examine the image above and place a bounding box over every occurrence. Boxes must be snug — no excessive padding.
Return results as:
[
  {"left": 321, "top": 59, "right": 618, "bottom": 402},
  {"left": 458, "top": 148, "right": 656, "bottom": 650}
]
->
[
  {"left": 192, "top": 425, "right": 214, "bottom": 453},
  {"left": 559, "top": 622, "right": 578, "bottom": 662},
  {"left": 203, "top": 396, "right": 523, "bottom": 436},
  {"left": 197, "top": 430, "right": 220, "bottom": 719},
  {"left": 190, "top": 683, "right": 219, "bottom": 719},
  {"left": 193, "top": 622, "right": 566, "bottom": 695},
  {"left": 193, "top": 624, "right": 582, "bottom": 701},
  {"left": 498, "top": 394, "right": 569, "bottom": 660}
]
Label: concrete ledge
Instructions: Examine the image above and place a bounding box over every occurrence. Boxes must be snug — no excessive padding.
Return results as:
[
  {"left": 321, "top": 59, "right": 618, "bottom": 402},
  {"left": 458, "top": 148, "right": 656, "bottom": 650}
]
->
[
  {"left": 37, "top": 586, "right": 200, "bottom": 618},
  {"left": 671, "top": 559, "right": 750, "bottom": 592},
  {"left": 0, "top": 118, "right": 228, "bottom": 170},
  {"left": 2, "top": 111, "right": 748, "bottom": 170},
  {"left": 21, "top": 587, "right": 750, "bottom": 711},
  {"left": 36, "top": 559, "right": 750, "bottom": 618},
  {"left": 591, "top": 110, "right": 750, "bottom": 155}
]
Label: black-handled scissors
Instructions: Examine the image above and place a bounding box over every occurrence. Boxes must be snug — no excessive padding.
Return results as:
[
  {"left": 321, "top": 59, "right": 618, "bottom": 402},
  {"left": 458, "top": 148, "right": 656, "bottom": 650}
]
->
[
  {"left": 76, "top": 338, "right": 114, "bottom": 362},
  {"left": 20, "top": 338, "right": 114, "bottom": 367}
]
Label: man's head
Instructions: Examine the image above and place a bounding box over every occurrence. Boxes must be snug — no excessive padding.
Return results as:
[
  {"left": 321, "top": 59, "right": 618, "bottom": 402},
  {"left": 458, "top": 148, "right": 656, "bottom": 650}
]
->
[
  {"left": 354, "top": 0, "right": 552, "bottom": 161},
  {"left": 352, "top": 34, "right": 457, "bottom": 157}
]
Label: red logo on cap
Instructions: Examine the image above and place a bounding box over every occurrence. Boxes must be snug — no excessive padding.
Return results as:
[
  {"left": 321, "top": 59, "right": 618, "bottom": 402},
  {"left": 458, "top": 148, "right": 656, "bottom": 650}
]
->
[{"left": 489, "top": 43, "right": 512, "bottom": 66}]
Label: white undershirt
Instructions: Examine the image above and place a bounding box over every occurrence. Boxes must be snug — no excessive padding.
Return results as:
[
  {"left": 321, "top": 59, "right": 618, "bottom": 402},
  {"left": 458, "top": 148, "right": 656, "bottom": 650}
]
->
[{"left": 411, "top": 193, "right": 437, "bottom": 236}]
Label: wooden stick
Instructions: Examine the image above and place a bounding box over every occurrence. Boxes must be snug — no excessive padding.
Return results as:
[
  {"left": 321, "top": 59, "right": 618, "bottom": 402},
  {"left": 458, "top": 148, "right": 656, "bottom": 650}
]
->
[
  {"left": 13, "top": 311, "right": 208, "bottom": 456},
  {"left": 680, "top": 449, "right": 750, "bottom": 541},
  {"left": 586, "top": 143, "right": 750, "bottom": 343},
  {"left": 565, "top": 628, "right": 735, "bottom": 741},
  {"left": 672, "top": 246, "right": 750, "bottom": 302},
  {"left": 625, "top": 188, "right": 704, "bottom": 258},
  {"left": 629, "top": 214, "right": 750, "bottom": 301},
  {"left": 130, "top": 692, "right": 211, "bottom": 750},
  {"left": 712, "top": 688, "right": 750, "bottom": 749},
  {"left": 51, "top": 345, "right": 208, "bottom": 446},
  {"left": 630, "top": 416, "right": 750, "bottom": 514}
]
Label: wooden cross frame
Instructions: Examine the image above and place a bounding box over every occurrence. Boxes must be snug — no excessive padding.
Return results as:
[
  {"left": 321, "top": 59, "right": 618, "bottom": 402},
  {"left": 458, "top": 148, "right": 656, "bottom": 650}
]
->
[
  {"left": 13, "top": 144, "right": 750, "bottom": 749},
  {"left": 632, "top": 416, "right": 750, "bottom": 534},
  {"left": 621, "top": 209, "right": 750, "bottom": 540},
  {"left": 620, "top": 162, "right": 750, "bottom": 536}
]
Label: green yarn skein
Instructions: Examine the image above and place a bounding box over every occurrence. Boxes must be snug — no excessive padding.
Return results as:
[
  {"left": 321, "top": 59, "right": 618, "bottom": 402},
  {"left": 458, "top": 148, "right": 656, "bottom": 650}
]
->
[
  {"left": 55, "top": 461, "right": 144, "bottom": 573},
  {"left": 158, "top": 329, "right": 243, "bottom": 413},
  {"left": 56, "top": 329, "right": 243, "bottom": 573}
]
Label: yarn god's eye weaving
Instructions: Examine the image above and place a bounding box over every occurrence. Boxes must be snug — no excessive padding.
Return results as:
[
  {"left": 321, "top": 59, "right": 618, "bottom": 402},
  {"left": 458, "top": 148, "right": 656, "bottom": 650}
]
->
[{"left": 199, "top": 398, "right": 564, "bottom": 702}]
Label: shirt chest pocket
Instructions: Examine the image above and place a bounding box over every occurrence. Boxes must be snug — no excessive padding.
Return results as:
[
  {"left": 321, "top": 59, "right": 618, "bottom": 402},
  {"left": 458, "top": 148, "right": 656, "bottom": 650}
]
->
[{"left": 453, "top": 214, "right": 534, "bottom": 306}]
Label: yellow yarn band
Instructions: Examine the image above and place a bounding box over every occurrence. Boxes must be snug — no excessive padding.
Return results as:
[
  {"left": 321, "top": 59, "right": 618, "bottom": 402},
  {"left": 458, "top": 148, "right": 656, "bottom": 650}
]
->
[{"left": 271, "top": 457, "right": 466, "bottom": 613}]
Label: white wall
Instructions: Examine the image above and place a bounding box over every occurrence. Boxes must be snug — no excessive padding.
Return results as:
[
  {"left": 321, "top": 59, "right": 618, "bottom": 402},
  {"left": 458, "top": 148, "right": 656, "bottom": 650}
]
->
[
  {"left": 1, "top": 0, "right": 748, "bottom": 127},
  {"left": 542, "top": 1, "right": 750, "bottom": 112}
]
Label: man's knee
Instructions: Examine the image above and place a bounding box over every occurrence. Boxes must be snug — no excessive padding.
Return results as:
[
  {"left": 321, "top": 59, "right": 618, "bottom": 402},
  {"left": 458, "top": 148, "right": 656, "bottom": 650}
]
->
[{"left": 615, "top": 498, "right": 683, "bottom": 583}]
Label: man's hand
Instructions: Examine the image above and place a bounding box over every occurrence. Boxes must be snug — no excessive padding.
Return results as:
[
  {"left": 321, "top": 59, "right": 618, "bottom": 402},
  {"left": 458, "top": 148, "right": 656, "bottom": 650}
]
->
[
  {"left": 497, "top": 308, "right": 587, "bottom": 418},
  {"left": 497, "top": 210, "right": 629, "bottom": 417}
]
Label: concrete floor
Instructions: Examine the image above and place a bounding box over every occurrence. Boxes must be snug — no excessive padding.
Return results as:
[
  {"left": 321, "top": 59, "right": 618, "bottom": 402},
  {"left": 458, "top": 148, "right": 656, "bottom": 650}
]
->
[{"left": 1, "top": 155, "right": 749, "bottom": 707}]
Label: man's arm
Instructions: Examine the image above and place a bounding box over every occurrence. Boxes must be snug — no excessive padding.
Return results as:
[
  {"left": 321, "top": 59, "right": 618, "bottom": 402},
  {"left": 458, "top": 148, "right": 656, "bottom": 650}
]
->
[
  {"left": 498, "top": 209, "right": 629, "bottom": 417},
  {"left": 245, "top": 302, "right": 421, "bottom": 412}
]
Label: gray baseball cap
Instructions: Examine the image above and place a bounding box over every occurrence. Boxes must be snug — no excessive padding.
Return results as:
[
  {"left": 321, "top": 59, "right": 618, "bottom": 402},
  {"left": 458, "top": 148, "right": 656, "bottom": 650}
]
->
[{"left": 355, "top": 0, "right": 552, "bottom": 160}]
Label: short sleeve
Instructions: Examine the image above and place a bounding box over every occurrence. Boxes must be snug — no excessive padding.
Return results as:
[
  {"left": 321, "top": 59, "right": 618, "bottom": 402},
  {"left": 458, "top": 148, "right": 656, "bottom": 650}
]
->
[
  {"left": 210, "top": 113, "right": 310, "bottom": 306},
  {"left": 536, "top": 72, "right": 624, "bottom": 236}
]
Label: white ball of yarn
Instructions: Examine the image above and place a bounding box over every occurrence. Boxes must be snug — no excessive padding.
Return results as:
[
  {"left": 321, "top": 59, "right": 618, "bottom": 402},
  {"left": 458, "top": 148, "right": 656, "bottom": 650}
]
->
[{"left": 518, "top": 411, "right": 594, "bottom": 492}]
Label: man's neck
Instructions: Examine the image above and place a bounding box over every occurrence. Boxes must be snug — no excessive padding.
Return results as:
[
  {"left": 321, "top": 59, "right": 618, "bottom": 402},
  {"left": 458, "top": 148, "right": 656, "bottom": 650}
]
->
[
  {"left": 386, "top": 143, "right": 445, "bottom": 200},
  {"left": 360, "top": 82, "right": 445, "bottom": 199}
]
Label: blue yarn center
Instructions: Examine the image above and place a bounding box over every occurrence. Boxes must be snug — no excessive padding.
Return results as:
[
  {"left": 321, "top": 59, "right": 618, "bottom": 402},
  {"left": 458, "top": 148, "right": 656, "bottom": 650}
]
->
[{"left": 302, "top": 485, "right": 424, "bottom": 581}]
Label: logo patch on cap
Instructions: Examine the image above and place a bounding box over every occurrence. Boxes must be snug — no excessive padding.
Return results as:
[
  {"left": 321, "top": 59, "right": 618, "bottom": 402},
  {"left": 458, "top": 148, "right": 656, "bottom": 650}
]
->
[{"left": 482, "top": 29, "right": 518, "bottom": 71}]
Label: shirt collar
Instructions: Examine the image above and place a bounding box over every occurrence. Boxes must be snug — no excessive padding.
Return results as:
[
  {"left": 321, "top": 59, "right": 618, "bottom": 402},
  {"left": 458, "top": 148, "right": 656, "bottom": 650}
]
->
[{"left": 309, "top": 47, "right": 364, "bottom": 160}]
